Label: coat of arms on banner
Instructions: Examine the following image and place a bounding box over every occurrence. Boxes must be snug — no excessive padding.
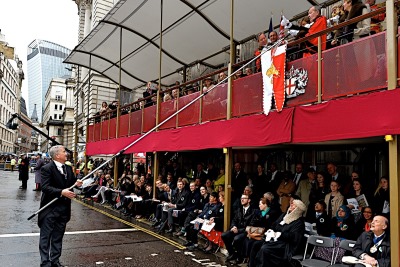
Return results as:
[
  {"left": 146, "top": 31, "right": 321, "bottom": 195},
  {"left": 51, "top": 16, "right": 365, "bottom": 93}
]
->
[{"left": 285, "top": 65, "right": 308, "bottom": 98}]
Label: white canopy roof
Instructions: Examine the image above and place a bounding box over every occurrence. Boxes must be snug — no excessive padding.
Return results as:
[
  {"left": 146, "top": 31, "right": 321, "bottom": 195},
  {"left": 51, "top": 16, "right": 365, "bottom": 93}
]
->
[{"left": 65, "top": 0, "right": 329, "bottom": 89}]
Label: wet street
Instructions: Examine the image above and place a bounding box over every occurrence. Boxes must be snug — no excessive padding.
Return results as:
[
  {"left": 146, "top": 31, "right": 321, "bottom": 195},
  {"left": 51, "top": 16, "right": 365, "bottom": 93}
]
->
[{"left": 0, "top": 170, "right": 227, "bottom": 267}]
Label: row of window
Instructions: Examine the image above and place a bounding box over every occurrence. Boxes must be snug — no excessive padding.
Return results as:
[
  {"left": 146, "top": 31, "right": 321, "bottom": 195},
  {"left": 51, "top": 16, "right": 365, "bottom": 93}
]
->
[
  {"left": 0, "top": 105, "right": 14, "bottom": 124},
  {"left": 0, "top": 86, "right": 16, "bottom": 109},
  {"left": 0, "top": 62, "right": 19, "bottom": 91},
  {"left": 54, "top": 104, "right": 63, "bottom": 110}
]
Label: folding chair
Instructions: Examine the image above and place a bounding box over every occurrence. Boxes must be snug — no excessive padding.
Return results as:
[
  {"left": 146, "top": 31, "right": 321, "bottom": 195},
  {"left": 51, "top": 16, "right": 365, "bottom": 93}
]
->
[
  {"left": 331, "top": 239, "right": 357, "bottom": 267},
  {"left": 300, "top": 235, "right": 335, "bottom": 267}
]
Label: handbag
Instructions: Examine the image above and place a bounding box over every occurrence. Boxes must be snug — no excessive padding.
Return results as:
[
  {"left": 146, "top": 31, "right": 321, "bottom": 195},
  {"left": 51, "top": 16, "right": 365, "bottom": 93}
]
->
[{"left": 245, "top": 226, "right": 265, "bottom": 240}]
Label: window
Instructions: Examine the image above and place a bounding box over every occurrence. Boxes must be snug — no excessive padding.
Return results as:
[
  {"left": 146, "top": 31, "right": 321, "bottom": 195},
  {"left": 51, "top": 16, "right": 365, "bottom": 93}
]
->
[
  {"left": 53, "top": 114, "right": 57, "bottom": 120},
  {"left": 57, "top": 128, "right": 63, "bottom": 136},
  {"left": 55, "top": 95, "right": 62, "bottom": 101},
  {"left": 59, "top": 105, "right": 63, "bottom": 110},
  {"left": 55, "top": 104, "right": 58, "bottom": 110}
]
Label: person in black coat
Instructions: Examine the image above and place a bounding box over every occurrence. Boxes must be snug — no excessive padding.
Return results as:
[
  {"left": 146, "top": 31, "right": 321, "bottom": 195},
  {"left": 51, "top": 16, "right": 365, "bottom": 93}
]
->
[
  {"left": 184, "top": 191, "right": 221, "bottom": 248},
  {"left": 38, "top": 146, "right": 82, "bottom": 267},
  {"left": 18, "top": 155, "right": 30, "bottom": 189},
  {"left": 242, "top": 197, "right": 280, "bottom": 263},
  {"left": 159, "top": 181, "right": 189, "bottom": 233},
  {"left": 352, "top": 215, "right": 390, "bottom": 267},
  {"left": 222, "top": 194, "right": 255, "bottom": 262},
  {"left": 251, "top": 199, "right": 306, "bottom": 267}
]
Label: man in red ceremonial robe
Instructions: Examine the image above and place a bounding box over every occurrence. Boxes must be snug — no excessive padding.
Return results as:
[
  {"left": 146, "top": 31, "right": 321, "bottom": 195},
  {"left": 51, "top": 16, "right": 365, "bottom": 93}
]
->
[{"left": 303, "top": 6, "right": 327, "bottom": 57}]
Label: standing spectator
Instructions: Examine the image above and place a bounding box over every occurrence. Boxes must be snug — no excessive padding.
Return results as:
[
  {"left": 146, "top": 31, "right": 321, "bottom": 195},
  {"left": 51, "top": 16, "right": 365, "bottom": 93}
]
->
[
  {"left": 19, "top": 155, "right": 29, "bottom": 190},
  {"left": 99, "top": 101, "right": 109, "bottom": 115},
  {"left": 296, "top": 168, "right": 316, "bottom": 212},
  {"left": 373, "top": 176, "right": 390, "bottom": 218},
  {"left": 217, "top": 72, "right": 227, "bottom": 84},
  {"left": 202, "top": 77, "right": 214, "bottom": 92},
  {"left": 10, "top": 157, "right": 16, "bottom": 172},
  {"left": 254, "top": 33, "right": 267, "bottom": 73},
  {"left": 34, "top": 154, "right": 45, "bottom": 191},
  {"left": 325, "top": 180, "right": 344, "bottom": 218},
  {"left": 245, "top": 67, "right": 253, "bottom": 76},
  {"left": 327, "top": 162, "right": 350, "bottom": 195},
  {"left": 232, "top": 162, "right": 247, "bottom": 200},
  {"left": 292, "top": 163, "right": 306, "bottom": 188},
  {"left": 252, "top": 164, "right": 267, "bottom": 198},
  {"left": 352, "top": 215, "right": 390, "bottom": 267},
  {"left": 276, "top": 172, "right": 296, "bottom": 212},
  {"left": 332, "top": 0, "right": 370, "bottom": 46},
  {"left": 266, "top": 163, "right": 282, "bottom": 195},
  {"left": 213, "top": 167, "right": 225, "bottom": 192},
  {"left": 366, "top": 0, "right": 385, "bottom": 35}
]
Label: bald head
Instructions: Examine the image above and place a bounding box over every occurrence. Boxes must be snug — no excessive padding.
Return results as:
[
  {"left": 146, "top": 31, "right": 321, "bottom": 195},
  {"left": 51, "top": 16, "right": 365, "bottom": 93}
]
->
[{"left": 371, "top": 215, "right": 388, "bottom": 235}]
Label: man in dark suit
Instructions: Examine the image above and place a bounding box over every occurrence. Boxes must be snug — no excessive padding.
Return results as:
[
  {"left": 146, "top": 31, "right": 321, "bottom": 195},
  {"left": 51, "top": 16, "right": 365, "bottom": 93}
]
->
[
  {"left": 38, "top": 146, "right": 82, "bottom": 267},
  {"left": 327, "top": 162, "right": 350, "bottom": 195},
  {"left": 232, "top": 162, "right": 247, "bottom": 199},
  {"left": 292, "top": 163, "right": 306, "bottom": 188},
  {"left": 222, "top": 194, "right": 255, "bottom": 263},
  {"left": 266, "top": 162, "right": 282, "bottom": 195}
]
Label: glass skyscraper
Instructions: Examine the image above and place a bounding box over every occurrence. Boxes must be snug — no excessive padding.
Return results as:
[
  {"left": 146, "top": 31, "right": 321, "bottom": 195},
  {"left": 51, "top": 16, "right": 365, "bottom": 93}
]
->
[{"left": 27, "top": 40, "right": 71, "bottom": 122}]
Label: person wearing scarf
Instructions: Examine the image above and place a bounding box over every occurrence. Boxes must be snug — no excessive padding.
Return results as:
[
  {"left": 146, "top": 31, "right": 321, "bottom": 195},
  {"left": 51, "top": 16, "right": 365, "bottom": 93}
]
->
[{"left": 250, "top": 199, "right": 306, "bottom": 267}]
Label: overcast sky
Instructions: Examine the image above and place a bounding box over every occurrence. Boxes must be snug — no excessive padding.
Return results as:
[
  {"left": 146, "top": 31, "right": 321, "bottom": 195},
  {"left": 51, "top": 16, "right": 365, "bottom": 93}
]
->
[{"left": 0, "top": 0, "right": 79, "bottom": 108}]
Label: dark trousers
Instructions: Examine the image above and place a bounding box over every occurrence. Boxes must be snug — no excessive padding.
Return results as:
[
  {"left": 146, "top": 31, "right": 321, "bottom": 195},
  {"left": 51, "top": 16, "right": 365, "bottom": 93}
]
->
[
  {"left": 39, "top": 205, "right": 68, "bottom": 267},
  {"left": 221, "top": 231, "right": 247, "bottom": 256},
  {"left": 185, "top": 224, "right": 200, "bottom": 244},
  {"left": 21, "top": 179, "right": 28, "bottom": 189}
]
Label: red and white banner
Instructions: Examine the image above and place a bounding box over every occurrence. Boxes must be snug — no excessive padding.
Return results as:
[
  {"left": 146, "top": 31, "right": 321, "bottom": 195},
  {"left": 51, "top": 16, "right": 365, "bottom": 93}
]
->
[{"left": 261, "top": 44, "right": 287, "bottom": 114}]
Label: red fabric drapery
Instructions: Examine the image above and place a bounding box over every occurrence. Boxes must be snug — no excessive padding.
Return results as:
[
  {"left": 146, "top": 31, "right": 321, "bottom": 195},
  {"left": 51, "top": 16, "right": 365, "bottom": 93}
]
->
[
  {"left": 86, "top": 89, "right": 400, "bottom": 156},
  {"left": 86, "top": 109, "right": 294, "bottom": 155},
  {"left": 292, "top": 89, "right": 400, "bottom": 143}
]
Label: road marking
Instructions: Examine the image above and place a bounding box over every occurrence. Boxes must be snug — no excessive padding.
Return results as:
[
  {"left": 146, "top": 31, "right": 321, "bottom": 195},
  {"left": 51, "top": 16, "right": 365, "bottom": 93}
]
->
[
  {"left": 74, "top": 199, "right": 186, "bottom": 250},
  {"left": 0, "top": 228, "right": 138, "bottom": 238}
]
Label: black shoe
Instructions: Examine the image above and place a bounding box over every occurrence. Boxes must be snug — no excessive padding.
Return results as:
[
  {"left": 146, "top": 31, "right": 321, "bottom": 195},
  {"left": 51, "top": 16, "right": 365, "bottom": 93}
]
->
[
  {"left": 51, "top": 262, "right": 65, "bottom": 267},
  {"left": 226, "top": 254, "right": 236, "bottom": 261},
  {"left": 183, "top": 241, "right": 193, "bottom": 247}
]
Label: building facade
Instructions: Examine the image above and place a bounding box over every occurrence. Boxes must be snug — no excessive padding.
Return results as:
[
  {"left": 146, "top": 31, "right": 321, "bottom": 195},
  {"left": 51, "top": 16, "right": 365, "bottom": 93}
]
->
[
  {"left": 41, "top": 78, "right": 68, "bottom": 153},
  {"left": 17, "top": 97, "right": 32, "bottom": 154},
  {"left": 72, "top": 0, "right": 139, "bottom": 161},
  {"left": 0, "top": 31, "right": 23, "bottom": 154},
  {"left": 27, "top": 39, "right": 72, "bottom": 122}
]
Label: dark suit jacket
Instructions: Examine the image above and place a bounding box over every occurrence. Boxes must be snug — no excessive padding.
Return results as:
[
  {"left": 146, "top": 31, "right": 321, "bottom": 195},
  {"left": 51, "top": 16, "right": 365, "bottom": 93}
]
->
[
  {"left": 38, "top": 161, "right": 76, "bottom": 227},
  {"left": 230, "top": 205, "right": 256, "bottom": 233}
]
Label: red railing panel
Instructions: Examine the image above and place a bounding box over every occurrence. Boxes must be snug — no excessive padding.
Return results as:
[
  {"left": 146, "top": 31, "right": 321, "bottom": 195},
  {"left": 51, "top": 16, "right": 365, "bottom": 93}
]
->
[
  {"left": 232, "top": 73, "right": 263, "bottom": 117},
  {"left": 87, "top": 124, "right": 94, "bottom": 142},
  {"left": 159, "top": 100, "right": 177, "bottom": 130},
  {"left": 143, "top": 105, "right": 156, "bottom": 132},
  {"left": 178, "top": 92, "right": 200, "bottom": 127},
  {"left": 101, "top": 119, "right": 109, "bottom": 140},
  {"left": 93, "top": 123, "right": 101, "bottom": 142},
  {"left": 202, "top": 84, "right": 227, "bottom": 122},
  {"left": 118, "top": 114, "right": 130, "bottom": 137},
  {"left": 286, "top": 54, "right": 319, "bottom": 107},
  {"left": 109, "top": 117, "right": 117, "bottom": 139},
  {"left": 322, "top": 32, "right": 387, "bottom": 100},
  {"left": 130, "top": 109, "right": 142, "bottom": 135}
]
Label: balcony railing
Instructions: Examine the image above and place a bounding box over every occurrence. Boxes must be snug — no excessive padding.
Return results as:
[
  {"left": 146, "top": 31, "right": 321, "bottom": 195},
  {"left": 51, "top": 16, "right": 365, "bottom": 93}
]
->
[{"left": 87, "top": 5, "right": 393, "bottom": 143}]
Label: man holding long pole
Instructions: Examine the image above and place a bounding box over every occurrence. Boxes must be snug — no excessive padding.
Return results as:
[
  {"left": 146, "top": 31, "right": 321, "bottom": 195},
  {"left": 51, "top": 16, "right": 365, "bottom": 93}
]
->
[{"left": 38, "top": 145, "right": 82, "bottom": 267}]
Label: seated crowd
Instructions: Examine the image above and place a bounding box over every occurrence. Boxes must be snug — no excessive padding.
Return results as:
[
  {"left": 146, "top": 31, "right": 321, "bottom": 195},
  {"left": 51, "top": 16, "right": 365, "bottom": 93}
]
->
[{"left": 78, "top": 156, "right": 391, "bottom": 266}]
